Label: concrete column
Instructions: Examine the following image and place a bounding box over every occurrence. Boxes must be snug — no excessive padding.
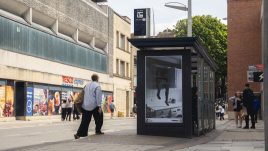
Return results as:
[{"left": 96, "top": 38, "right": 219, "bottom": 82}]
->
[
  {"left": 72, "top": 29, "right": 79, "bottom": 42},
  {"left": 263, "top": 0, "right": 268, "bottom": 150},
  {"left": 104, "top": 43, "right": 108, "bottom": 53},
  {"left": 51, "top": 20, "right": 58, "bottom": 35},
  {"left": 90, "top": 37, "right": 95, "bottom": 48},
  {"left": 23, "top": 8, "right": 32, "bottom": 25}
]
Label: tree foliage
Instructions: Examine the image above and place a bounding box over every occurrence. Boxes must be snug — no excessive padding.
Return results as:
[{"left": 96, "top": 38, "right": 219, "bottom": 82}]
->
[{"left": 173, "top": 15, "right": 227, "bottom": 82}]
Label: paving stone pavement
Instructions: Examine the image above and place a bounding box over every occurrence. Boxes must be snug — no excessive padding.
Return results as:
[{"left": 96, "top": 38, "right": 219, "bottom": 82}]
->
[
  {"left": 0, "top": 116, "right": 265, "bottom": 151},
  {"left": 176, "top": 119, "right": 264, "bottom": 151}
]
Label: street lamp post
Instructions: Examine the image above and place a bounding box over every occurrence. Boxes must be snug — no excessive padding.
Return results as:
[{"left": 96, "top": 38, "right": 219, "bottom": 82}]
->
[
  {"left": 165, "top": 0, "right": 192, "bottom": 37},
  {"left": 187, "top": 0, "right": 192, "bottom": 37}
]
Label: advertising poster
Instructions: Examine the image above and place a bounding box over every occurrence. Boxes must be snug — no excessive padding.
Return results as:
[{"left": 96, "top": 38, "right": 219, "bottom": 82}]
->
[
  {"left": 48, "top": 90, "right": 61, "bottom": 115},
  {"left": 101, "top": 92, "right": 113, "bottom": 113},
  {"left": 4, "top": 86, "right": 14, "bottom": 117},
  {"left": 26, "top": 87, "right": 33, "bottom": 116},
  {"left": 0, "top": 83, "right": 5, "bottom": 118},
  {"left": 145, "top": 56, "right": 183, "bottom": 123},
  {"left": 33, "top": 88, "right": 48, "bottom": 116}
]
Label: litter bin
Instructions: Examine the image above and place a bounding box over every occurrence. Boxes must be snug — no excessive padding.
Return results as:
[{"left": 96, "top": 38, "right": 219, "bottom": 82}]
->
[{"left": 118, "top": 111, "right": 124, "bottom": 117}]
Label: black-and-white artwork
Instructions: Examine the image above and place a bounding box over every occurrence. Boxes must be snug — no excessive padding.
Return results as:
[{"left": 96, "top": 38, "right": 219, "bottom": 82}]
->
[{"left": 145, "top": 56, "right": 183, "bottom": 123}]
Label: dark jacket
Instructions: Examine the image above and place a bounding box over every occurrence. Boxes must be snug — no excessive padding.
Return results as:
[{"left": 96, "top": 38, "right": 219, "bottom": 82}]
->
[{"left": 242, "top": 88, "right": 254, "bottom": 110}]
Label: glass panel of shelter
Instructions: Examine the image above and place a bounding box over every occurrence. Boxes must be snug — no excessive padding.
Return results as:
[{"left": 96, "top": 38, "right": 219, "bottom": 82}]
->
[{"left": 191, "top": 56, "right": 205, "bottom": 135}]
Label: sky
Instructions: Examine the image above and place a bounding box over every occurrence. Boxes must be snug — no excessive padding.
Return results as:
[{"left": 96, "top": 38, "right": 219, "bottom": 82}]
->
[{"left": 107, "top": 0, "right": 227, "bottom": 35}]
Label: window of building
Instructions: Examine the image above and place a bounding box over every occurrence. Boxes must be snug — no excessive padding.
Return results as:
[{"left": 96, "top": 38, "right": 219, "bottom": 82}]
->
[
  {"left": 134, "top": 56, "right": 137, "bottom": 67},
  {"left": 120, "top": 34, "right": 125, "bottom": 50},
  {"left": 116, "top": 31, "right": 119, "bottom": 48},
  {"left": 120, "top": 61, "right": 125, "bottom": 77},
  {"left": 126, "top": 62, "right": 129, "bottom": 77},
  {"left": 126, "top": 37, "right": 129, "bottom": 52},
  {"left": 116, "top": 59, "right": 119, "bottom": 75},
  {"left": 0, "top": 16, "right": 107, "bottom": 73}
]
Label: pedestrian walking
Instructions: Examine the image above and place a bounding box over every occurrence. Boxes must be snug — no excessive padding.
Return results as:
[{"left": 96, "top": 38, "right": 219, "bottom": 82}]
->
[
  {"left": 61, "top": 99, "right": 67, "bottom": 121},
  {"left": 242, "top": 83, "right": 255, "bottom": 129},
  {"left": 66, "top": 95, "right": 73, "bottom": 121},
  {"left": 73, "top": 92, "right": 80, "bottom": 120},
  {"left": 109, "top": 100, "right": 116, "bottom": 119},
  {"left": 219, "top": 105, "right": 225, "bottom": 120},
  {"left": 132, "top": 104, "right": 137, "bottom": 117},
  {"left": 229, "top": 92, "right": 243, "bottom": 128},
  {"left": 74, "top": 74, "right": 104, "bottom": 139},
  {"left": 215, "top": 105, "right": 220, "bottom": 120}
]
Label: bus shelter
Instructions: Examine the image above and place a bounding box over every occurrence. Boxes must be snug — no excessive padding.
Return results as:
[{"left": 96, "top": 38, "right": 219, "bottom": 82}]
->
[{"left": 129, "top": 37, "right": 218, "bottom": 138}]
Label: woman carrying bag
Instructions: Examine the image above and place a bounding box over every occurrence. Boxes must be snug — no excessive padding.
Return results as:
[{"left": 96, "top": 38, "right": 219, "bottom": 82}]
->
[{"left": 229, "top": 92, "right": 243, "bottom": 128}]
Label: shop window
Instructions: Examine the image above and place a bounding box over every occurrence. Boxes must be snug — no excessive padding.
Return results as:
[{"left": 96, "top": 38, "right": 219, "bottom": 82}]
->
[
  {"left": 0, "top": 81, "right": 6, "bottom": 118},
  {"left": 101, "top": 92, "right": 113, "bottom": 113},
  {"left": 33, "top": 87, "right": 48, "bottom": 116},
  {"left": 0, "top": 81, "right": 15, "bottom": 118}
]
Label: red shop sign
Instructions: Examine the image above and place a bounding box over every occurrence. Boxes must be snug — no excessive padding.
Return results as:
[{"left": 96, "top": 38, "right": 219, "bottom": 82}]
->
[{"left": 62, "top": 76, "right": 74, "bottom": 84}]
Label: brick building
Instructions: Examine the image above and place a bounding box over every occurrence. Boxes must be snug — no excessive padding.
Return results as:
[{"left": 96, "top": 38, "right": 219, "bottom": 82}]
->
[{"left": 227, "top": 0, "right": 262, "bottom": 117}]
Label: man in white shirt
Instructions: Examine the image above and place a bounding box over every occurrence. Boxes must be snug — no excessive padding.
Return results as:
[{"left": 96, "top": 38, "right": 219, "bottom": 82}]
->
[{"left": 74, "top": 74, "right": 104, "bottom": 139}]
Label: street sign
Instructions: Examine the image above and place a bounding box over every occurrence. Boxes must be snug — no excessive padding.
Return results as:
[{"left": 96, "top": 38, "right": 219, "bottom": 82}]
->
[
  {"left": 253, "top": 72, "right": 263, "bottom": 82},
  {"left": 134, "top": 8, "right": 150, "bottom": 36}
]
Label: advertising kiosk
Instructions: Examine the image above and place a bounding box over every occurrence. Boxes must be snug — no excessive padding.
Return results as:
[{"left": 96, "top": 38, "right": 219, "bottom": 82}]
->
[{"left": 129, "top": 37, "right": 218, "bottom": 138}]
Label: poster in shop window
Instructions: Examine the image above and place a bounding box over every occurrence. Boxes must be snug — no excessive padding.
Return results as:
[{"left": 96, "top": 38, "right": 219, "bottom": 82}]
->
[
  {"left": 101, "top": 92, "right": 113, "bottom": 113},
  {"left": 0, "top": 84, "right": 5, "bottom": 118},
  {"left": 5, "top": 86, "right": 14, "bottom": 117},
  {"left": 33, "top": 88, "right": 48, "bottom": 116},
  {"left": 48, "top": 90, "right": 61, "bottom": 115},
  {"left": 145, "top": 56, "right": 183, "bottom": 123},
  {"left": 26, "top": 87, "right": 33, "bottom": 116}
]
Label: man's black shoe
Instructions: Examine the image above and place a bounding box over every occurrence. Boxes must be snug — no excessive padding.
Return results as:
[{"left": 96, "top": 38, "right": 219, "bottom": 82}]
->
[
  {"left": 250, "top": 126, "right": 255, "bottom": 129},
  {"left": 95, "top": 132, "right": 104, "bottom": 135},
  {"left": 74, "top": 134, "right": 80, "bottom": 139},
  {"left": 243, "top": 126, "right": 249, "bottom": 129}
]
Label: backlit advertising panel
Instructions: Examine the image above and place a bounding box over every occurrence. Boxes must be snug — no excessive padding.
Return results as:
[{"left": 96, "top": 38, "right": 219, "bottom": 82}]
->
[{"left": 145, "top": 56, "right": 183, "bottom": 123}]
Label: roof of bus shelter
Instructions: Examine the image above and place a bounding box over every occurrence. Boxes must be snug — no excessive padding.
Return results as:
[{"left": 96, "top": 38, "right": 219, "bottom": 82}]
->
[{"left": 129, "top": 37, "right": 218, "bottom": 71}]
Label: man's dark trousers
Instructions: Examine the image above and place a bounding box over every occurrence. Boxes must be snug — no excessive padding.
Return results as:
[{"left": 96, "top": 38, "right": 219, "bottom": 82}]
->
[
  {"left": 76, "top": 107, "right": 102, "bottom": 137},
  {"left": 245, "top": 107, "right": 255, "bottom": 128}
]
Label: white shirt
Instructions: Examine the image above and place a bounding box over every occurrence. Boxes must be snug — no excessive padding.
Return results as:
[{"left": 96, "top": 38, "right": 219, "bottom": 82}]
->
[
  {"left": 61, "top": 102, "right": 67, "bottom": 109},
  {"left": 66, "top": 100, "right": 73, "bottom": 108},
  {"left": 220, "top": 107, "right": 225, "bottom": 114},
  {"left": 82, "top": 81, "right": 102, "bottom": 111}
]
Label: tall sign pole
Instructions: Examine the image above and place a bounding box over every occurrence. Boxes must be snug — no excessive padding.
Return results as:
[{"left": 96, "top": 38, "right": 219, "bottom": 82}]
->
[{"left": 263, "top": 0, "right": 268, "bottom": 150}]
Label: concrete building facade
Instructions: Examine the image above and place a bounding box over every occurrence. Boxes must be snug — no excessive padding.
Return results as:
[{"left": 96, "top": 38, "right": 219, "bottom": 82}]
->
[
  {"left": 112, "top": 13, "right": 133, "bottom": 117},
  {"left": 0, "top": 0, "right": 133, "bottom": 119},
  {"left": 227, "top": 0, "right": 262, "bottom": 118}
]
